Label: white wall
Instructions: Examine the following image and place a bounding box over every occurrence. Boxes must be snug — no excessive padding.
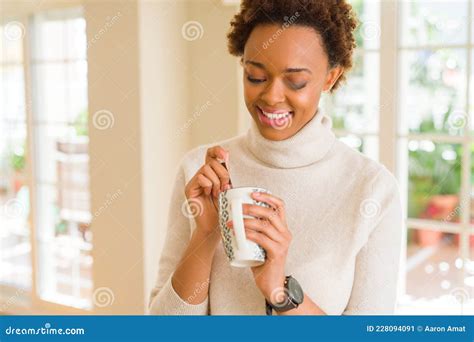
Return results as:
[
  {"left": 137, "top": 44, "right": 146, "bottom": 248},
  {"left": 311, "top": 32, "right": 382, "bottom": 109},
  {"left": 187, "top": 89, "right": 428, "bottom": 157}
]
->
[
  {"left": 138, "top": 0, "right": 190, "bottom": 310},
  {"left": 187, "top": 1, "right": 240, "bottom": 147},
  {"left": 139, "top": 0, "right": 241, "bottom": 311},
  {"left": 85, "top": 0, "right": 146, "bottom": 314}
]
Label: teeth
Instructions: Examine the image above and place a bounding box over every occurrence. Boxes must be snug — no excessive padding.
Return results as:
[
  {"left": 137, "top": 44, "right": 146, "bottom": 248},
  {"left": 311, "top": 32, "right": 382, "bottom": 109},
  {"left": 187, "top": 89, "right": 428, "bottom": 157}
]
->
[{"left": 261, "top": 109, "right": 291, "bottom": 120}]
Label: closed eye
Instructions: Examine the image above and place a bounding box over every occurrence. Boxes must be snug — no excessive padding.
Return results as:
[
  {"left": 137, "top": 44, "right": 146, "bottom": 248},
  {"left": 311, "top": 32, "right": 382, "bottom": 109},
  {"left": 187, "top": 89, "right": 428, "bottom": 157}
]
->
[
  {"left": 247, "top": 76, "right": 266, "bottom": 84},
  {"left": 289, "top": 82, "right": 307, "bottom": 90}
]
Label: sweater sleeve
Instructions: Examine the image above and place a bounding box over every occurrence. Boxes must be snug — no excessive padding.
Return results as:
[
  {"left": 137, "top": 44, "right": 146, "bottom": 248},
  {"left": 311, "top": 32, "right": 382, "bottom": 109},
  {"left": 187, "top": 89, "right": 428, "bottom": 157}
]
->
[
  {"left": 342, "top": 172, "right": 403, "bottom": 315},
  {"left": 148, "top": 164, "right": 209, "bottom": 315}
]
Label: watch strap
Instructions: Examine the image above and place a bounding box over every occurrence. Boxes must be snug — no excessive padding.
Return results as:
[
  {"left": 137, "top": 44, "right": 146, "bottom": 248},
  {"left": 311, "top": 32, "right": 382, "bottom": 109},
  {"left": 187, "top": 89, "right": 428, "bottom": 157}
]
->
[{"left": 265, "top": 276, "right": 301, "bottom": 314}]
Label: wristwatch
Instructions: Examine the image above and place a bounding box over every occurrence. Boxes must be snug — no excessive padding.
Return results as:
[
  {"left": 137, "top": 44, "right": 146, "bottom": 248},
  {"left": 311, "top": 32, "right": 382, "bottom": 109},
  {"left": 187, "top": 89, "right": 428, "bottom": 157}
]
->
[{"left": 265, "top": 275, "right": 304, "bottom": 315}]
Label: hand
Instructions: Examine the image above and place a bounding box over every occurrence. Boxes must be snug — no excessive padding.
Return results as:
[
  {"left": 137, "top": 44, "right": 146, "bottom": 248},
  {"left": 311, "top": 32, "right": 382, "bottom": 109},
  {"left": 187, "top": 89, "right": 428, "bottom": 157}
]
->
[
  {"left": 226, "top": 192, "right": 292, "bottom": 304},
  {"left": 184, "top": 146, "right": 231, "bottom": 239}
]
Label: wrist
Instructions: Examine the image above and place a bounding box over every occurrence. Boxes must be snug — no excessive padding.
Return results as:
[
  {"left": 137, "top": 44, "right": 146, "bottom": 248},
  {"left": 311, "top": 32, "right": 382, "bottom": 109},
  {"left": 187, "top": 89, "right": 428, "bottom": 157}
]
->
[
  {"left": 194, "top": 225, "right": 221, "bottom": 248},
  {"left": 265, "top": 275, "right": 305, "bottom": 314},
  {"left": 261, "top": 275, "right": 286, "bottom": 304}
]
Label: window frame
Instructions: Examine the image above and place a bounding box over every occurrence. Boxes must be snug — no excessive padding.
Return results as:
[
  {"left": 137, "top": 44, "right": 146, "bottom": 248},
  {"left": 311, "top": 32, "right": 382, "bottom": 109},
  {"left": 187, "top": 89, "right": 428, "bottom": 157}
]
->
[
  {"left": 381, "top": 0, "right": 473, "bottom": 309},
  {"left": 0, "top": 5, "right": 92, "bottom": 315}
]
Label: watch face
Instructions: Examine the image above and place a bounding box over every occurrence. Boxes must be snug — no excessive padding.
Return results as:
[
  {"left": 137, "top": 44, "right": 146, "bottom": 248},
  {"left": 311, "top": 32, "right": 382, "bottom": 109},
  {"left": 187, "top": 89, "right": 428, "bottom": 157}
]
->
[{"left": 287, "top": 277, "right": 304, "bottom": 304}]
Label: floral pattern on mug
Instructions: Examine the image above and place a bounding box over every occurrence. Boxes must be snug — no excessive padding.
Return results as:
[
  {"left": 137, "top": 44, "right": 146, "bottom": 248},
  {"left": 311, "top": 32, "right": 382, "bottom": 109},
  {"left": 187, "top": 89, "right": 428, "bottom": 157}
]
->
[{"left": 218, "top": 188, "right": 270, "bottom": 265}]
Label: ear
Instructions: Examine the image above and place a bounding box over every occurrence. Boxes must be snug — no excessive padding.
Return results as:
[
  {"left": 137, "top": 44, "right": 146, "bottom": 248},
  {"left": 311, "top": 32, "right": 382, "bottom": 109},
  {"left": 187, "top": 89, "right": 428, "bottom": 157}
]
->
[{"left": 322, "top": 66, "right": 343, "bottom": 92}]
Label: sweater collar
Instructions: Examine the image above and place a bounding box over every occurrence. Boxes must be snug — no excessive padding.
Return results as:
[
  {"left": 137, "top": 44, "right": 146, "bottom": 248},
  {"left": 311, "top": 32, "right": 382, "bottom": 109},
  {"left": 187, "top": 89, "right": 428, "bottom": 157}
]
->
[{"left": 245, "top": 110, "right": 336, "bottom": 169}]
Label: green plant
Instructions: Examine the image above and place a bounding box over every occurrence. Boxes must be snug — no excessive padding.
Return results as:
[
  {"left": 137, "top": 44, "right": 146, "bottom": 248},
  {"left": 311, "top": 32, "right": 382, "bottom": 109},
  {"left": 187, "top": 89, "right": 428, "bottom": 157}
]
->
[
  {"left": 407, "top": 108, "right": 468, "bottom": 218},
  {"left": 74, "top": 108, "right": 88, "bottom": 136},
  {"left": 9, "top": 146, "right": 26, "bottom": 173}
]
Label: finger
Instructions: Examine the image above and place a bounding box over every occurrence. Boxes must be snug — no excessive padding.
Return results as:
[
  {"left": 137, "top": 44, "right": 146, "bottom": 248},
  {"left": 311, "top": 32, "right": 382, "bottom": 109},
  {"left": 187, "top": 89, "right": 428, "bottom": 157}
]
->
[
  {"left": 227, "top": 218, "right": 283, "bottom": 243},
  {"left": 199, "top": 164, "right": 221, "bottom": 198},
  {"left": 196, "top": 174, "right": 213, "bottom": 197},
  {"left": 205, "top": 146, "right": 229, "bottom": 164},
  {"left": 244, "top": 229, "right": 279, "bottom": 258},
  {"left": 251, "top": 192, "right": 286, "bottom": 220},
  {"left": 242, "top": 204, "right": 286, "bottom": 233},
  {"left": 208, "top": 159, "right": 231, "bottom": 191}
]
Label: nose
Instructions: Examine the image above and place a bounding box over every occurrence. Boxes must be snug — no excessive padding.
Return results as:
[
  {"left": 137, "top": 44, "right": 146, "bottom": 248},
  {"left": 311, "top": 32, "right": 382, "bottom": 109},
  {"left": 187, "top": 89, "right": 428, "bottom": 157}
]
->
[{"left": 260, "top": 79, "right": 285, "bottom": 106}]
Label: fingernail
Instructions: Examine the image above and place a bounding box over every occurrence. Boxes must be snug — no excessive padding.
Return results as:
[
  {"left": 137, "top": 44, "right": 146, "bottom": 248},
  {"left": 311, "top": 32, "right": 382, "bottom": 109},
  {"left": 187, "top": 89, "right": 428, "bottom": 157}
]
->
[
  {"left": 224, "top": 184, "right": 231, "bottom": 190},
  {"left": 253, "top": 192, "right": 260, "bottom": 197}
]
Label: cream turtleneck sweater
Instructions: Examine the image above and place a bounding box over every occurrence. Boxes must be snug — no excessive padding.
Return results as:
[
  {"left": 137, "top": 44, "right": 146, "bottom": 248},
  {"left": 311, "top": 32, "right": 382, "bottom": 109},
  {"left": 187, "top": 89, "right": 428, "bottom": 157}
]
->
[{"left": 149, "top": 111, "right": 403, "bottom": 315}]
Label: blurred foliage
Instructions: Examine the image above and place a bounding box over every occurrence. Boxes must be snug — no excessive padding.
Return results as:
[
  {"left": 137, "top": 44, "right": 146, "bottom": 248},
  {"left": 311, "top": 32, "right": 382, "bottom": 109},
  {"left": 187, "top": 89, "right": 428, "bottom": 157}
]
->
[
  {"left": 408, "top": 116, "right": 474, "bottom": 218},
  {"left": 9, "top": 145, "right": 26, "bottom": 173},
  {"left": 351, "top": 0, "right": 364, "bottom": 49},
  {"left": 339, "top": 1, "right": 472, "bottom": 221},
  {"left": 74, "top": 108, "right": 88, "bottom": 136},
  {"left": 407, "top": 3, "right": 467, "bottom": 218}
]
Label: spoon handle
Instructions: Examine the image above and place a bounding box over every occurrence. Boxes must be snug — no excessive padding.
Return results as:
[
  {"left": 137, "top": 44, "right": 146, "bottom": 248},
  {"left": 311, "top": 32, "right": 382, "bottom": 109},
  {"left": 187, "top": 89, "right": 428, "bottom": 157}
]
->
[{"left": 220, "top": 161, "right": 233, "bottom": 189}]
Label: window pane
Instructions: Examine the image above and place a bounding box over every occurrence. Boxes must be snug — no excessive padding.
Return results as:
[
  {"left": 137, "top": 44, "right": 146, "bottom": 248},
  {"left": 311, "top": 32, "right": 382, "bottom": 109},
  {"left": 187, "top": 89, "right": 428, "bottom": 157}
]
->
[
  {"left": 0, "top": 22, "right": 24, "bottom": 63},
  {"left": 0, "top": 66, "right": 26, "bottom": 123},
  {"left": 408, "top": 142, "right": 462, "bottom": 222},
  {"left": 399, "top": 230, "right": 474, "bottom": 314},
  {"left": 32, "top": 61, "right": 87, "bottom": 125},
  {"left": 0, "top": 22, "right": 30, "bottom": 289},
  {"left": 31, "top": 8, "right": 92, "bottom": 309},
  {"left": 468, "top": 50, "right": 474, "bottom": 136},
  {"left": 400, "top": 0, "right": 468, "bottom": 47},
  {"left": 321, "top": 51, "right": 380, "bottom": 134},
  {"left": 338, "top": 135, "right": 379, "bottom": 161},
  {"left": 350, "top": 0, "right": 380, "bottom": 50},
  {"left": 31, "top": 8, "right": 85, "bottom": 62},
  {"left": 399, "top": 49, "right": 467, "bottom": 136},
  {"left": 0, "top": 121, "right": 31, "bottom": 289}
]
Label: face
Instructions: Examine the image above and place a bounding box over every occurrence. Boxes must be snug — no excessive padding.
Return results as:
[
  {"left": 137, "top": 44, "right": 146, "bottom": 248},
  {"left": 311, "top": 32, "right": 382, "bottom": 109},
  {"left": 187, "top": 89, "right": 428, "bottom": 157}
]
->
[{"left": 243, "top": 24, "right": 343, "bottom": 141}]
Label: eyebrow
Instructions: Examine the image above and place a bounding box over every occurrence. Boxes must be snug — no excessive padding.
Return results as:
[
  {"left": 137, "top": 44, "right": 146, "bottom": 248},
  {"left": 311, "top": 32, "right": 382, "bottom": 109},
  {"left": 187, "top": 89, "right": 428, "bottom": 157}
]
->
[{"left": 245, "top": 60, "right": 312, "bottom": 75}]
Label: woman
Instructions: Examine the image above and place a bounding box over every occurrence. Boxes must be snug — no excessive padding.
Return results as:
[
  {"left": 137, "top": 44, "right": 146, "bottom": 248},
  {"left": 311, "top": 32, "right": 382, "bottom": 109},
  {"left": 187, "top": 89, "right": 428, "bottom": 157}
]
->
[{"left": 149, "top": 0, "right": 402, "bottom": 315}]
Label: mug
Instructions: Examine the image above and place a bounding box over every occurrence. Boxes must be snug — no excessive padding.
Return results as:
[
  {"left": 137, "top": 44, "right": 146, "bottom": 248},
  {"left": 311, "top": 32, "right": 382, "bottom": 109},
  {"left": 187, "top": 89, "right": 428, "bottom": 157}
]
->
[{"left": 218, "top": 187, "right": 271, "bottom": 267}]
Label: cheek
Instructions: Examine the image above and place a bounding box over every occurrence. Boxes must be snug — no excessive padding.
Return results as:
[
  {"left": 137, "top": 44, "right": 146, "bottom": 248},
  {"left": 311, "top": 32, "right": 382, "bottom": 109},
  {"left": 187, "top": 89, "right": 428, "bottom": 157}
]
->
[
  {"left": 289, "top": 88, "right": 319, "bottom": 112},
  {"left": 243, "top": 82, "right": 260, "bottom": 105}
]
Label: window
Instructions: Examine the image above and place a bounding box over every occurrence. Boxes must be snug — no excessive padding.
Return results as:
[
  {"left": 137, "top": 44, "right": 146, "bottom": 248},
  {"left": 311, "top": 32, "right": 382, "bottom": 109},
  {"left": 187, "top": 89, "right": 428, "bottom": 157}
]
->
[
  {"left": 0, "top": 21, "right": 31, "bottom": 290},
  {"left": 397, "top": 0, "right": 474, "bottom": 314},
  {"left": 321, "top": 0, "right": 380, "bottom": 162},
  {"left": 0, "top": 7, "right": 92, "bottom": 311},
  {"left": 322, "top": 0, "right": 474, "bottom": 314}
]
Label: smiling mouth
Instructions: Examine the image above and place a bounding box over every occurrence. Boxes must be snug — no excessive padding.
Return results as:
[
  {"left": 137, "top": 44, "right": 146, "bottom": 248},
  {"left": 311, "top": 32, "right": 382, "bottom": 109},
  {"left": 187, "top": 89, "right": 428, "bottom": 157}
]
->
[{"left": 256, "top": 106, "right": 294, "bottom": 128}]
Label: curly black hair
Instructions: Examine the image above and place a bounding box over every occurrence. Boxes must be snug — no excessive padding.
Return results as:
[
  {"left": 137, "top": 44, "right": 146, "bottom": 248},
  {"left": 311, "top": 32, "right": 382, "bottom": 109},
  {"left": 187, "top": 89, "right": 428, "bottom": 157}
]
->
[{"left": 227, "top": 0, "right": 358, "bottom": 91}]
